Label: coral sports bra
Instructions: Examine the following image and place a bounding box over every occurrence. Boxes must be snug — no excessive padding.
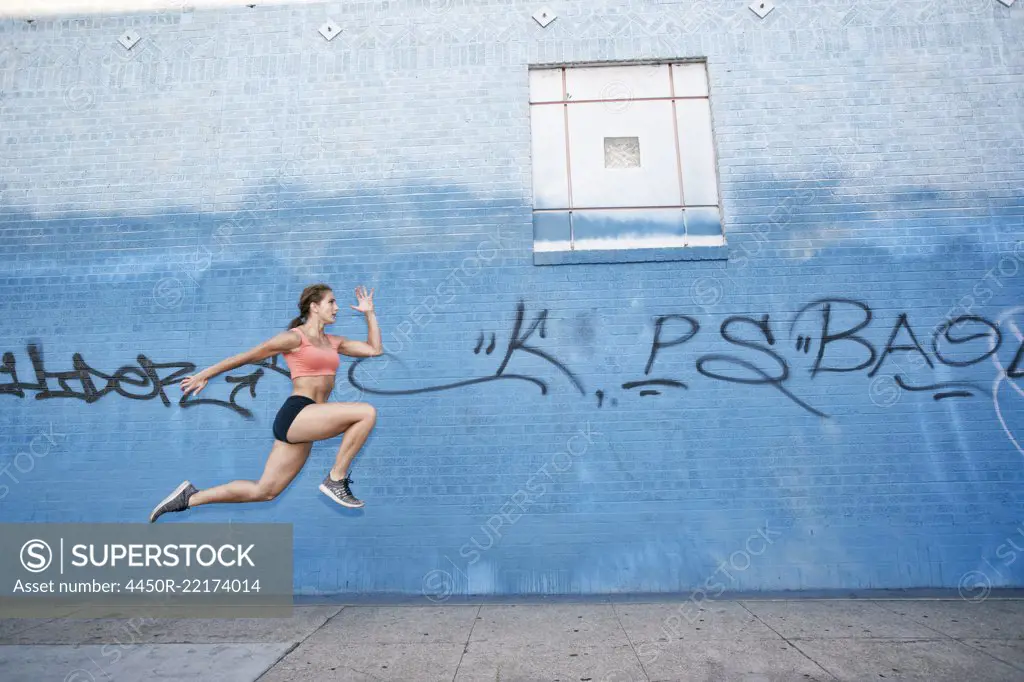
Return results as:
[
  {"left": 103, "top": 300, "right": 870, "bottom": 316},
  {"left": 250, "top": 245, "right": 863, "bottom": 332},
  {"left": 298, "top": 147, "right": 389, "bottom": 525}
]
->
[{"left": 282, "top": 327, "right": 342, "bottom": 378}]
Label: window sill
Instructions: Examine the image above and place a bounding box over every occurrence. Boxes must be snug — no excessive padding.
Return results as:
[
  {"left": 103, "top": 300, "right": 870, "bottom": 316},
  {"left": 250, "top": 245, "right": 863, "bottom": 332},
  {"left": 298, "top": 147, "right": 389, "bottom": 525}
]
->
[{"left": 533, "top": 244, "right": 729, "bottom": 265}]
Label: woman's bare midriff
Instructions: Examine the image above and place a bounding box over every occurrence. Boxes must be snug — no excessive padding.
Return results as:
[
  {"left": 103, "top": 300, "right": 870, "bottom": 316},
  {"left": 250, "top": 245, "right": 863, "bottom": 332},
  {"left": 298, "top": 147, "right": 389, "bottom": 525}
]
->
[{"left": 291, "top": 375, "right": 336, "bottom": 403}]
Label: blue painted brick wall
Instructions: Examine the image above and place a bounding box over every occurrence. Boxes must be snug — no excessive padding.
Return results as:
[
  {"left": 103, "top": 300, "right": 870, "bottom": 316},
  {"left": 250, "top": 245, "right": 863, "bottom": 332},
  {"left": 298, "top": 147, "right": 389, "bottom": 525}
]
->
[{"left": 1, "top": 0, "right": 1023, "bottom": 597}]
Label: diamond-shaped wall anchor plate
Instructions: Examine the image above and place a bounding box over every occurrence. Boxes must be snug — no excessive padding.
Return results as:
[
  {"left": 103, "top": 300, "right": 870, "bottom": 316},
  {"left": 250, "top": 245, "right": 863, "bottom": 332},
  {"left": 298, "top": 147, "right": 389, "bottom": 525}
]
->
[
  {"left": 319, "top": 21, "right": 341, "bottom": 41},
  {"left": 749, "top": 1, "right": 775, "bottom": 19},
  {"left": 533, "top": 7, "right": 556, "bottom": 27},
  {"left": 118, "top": 30, "right": 141, "bottom": 50}
]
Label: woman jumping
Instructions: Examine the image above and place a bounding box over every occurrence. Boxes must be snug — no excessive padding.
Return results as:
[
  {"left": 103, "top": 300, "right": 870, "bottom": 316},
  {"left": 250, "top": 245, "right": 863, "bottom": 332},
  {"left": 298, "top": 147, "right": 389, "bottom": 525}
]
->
[{"left": 148, "top": 283, "right": 383, "bottom": 522}]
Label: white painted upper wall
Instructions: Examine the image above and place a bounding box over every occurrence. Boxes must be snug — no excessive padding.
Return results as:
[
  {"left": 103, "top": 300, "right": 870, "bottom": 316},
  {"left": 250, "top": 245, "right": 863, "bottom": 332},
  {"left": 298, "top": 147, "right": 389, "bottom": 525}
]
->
[{"left": 0, "top": 0, "right": 324, "bottom": 18}]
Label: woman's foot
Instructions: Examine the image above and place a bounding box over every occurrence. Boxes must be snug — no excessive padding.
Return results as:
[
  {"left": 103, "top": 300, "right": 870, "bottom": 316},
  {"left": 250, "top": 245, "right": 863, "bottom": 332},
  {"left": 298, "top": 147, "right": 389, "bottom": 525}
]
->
[
  {"left": 319, "top": 473, "right": 364, "bottom": 508},
  {"left": 149, "top": 480, "right": 199, "bottom": 522}
]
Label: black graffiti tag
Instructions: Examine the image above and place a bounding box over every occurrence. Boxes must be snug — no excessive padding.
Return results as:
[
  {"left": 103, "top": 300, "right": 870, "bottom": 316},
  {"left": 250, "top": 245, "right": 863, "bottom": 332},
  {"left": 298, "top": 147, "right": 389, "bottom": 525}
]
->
[{"left": 0, "top": 345, "right": 283, "bottom": 418}]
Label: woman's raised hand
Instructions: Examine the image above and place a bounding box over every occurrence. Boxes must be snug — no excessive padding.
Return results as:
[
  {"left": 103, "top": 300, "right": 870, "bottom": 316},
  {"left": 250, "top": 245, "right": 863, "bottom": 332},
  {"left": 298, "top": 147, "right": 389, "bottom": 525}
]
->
[{"left": 350, "top": 285, "right": 375, "bottom": 313}]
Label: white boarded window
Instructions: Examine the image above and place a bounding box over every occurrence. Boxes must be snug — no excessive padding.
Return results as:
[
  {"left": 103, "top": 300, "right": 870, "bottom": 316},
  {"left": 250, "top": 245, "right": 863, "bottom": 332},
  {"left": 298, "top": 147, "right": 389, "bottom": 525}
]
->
[{"left": 529, "top": 61, "right": 724, "bottom": 262}]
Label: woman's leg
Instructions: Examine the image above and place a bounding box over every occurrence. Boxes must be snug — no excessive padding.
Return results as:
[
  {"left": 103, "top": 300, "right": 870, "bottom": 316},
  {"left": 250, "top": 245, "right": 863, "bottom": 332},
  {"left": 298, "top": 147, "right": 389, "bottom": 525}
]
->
[
  {"left": 284, "top": 402, "right": 377, "bottom": 507},
  {"left": 188, "top": 440, "right": 314, "bottom": 506},
  {"left": 284, "top": 402, "right": 377, "bottom": 479},
  {"left": 148, "top": 440, "right": 314, "bottom": 522}
]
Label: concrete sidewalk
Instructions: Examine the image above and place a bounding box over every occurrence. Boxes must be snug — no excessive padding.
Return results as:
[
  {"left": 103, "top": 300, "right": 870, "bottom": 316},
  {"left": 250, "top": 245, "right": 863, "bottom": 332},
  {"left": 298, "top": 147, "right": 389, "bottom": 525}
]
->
[{"left": 1, "top": 598, "right": 1023, "bottom": 681}]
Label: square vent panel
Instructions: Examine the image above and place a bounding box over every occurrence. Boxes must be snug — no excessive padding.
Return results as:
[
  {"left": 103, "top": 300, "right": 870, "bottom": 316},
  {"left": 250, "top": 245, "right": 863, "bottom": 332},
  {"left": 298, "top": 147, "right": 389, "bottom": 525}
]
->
[{"left": 604, "top": 137, "right": 641, "bottom": 169}]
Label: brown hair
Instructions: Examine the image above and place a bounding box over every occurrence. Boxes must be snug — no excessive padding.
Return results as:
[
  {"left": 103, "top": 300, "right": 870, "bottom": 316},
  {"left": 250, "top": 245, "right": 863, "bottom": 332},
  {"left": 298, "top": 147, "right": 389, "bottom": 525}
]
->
[{"left": 288, "top": 283, "right": 333, "bottom": 329}]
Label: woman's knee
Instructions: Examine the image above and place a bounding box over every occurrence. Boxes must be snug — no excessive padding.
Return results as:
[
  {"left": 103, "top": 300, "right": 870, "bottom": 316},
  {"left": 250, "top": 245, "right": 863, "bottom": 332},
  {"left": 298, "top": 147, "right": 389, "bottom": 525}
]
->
[
  {"left": 253, "top": 481, "right": 283, "bottom": 502},
  {"left": 342, "top": 402, "right": 376, "bottom": 426},
  {"left": 321, "top": 402, "right": 375, "bottom": 434}
]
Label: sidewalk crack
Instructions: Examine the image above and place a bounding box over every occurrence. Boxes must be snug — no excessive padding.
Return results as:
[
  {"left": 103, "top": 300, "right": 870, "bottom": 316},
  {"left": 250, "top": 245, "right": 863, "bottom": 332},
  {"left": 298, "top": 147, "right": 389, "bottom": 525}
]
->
[
  {"left": 870, "top": 599, "right": 1024, "bottom": 674},
  {"left": 611, "top": 602, "right": 651, "bottom": 682},
  {"left": 254, "top": 605, "right": 346, "bottom": 681},
  {"left": 738, "top": 601, "right": 839, "bottom": 681},
  {"left": 451, "top": 604, "right": 482, "bottom": 682}
]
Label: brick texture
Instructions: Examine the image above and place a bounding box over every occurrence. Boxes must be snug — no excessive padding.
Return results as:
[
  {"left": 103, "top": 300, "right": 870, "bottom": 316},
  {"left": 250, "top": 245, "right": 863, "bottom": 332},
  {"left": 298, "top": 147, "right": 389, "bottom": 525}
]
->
[{"left": 1, "top": 0, "right": 1022, "bottom": 596}]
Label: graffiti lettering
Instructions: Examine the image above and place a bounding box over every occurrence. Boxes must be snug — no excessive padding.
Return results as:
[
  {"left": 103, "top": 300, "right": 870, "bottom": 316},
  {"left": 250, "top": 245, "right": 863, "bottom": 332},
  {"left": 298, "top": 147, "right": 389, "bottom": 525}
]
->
[
  {"left": 694, "top": 315, "right": 828, "bottom": 418},
  {"left": 931, "top": 316, "right": 1001, "bottom": 368},
  {"left": 791, "top": 299, "right": 876, "bottom": 377},
  {"left": 348, "top": 301, "right": 584, "bottom": 397},
  {"left": 868, "top": 313, "right": 934, "bottom": 378},
  {"left": 4, "top": 300, "right": 1021, "bottom": 430},
  {"left": 644, "top": 315, "right": 700, "bottom": 375},
  {"left": 624, "top": 299, "right": 1021, "bottom": 417},
  {"left": 0, "top": 345, "right": 291, "bottom": 419},
  {"left": 1008, "top": 340, "right": 1024, "bottom": 380}
]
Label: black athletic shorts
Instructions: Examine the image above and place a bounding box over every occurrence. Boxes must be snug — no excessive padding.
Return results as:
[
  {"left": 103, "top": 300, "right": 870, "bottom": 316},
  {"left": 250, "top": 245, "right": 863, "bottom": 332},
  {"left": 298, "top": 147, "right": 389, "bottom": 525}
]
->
[{"left": 273, "top": 395, "right": 316, "bottom": 443}]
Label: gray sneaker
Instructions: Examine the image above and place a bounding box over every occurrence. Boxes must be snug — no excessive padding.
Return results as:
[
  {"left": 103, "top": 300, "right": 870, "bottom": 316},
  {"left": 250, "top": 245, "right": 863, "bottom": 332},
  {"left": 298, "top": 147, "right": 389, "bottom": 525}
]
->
[
  {"left": 319, "top": 474, "right": 364, "bottom": 508},
  {"left": 149, "top": 480, "right": 199, "bottom": 523}
]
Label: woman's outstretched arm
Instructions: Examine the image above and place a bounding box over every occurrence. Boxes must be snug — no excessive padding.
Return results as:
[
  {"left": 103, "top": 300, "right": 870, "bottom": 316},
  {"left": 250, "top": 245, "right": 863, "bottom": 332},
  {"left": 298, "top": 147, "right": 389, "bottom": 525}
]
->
[{"left": 181, "top": 331, "right": 301, "bottom": 396}]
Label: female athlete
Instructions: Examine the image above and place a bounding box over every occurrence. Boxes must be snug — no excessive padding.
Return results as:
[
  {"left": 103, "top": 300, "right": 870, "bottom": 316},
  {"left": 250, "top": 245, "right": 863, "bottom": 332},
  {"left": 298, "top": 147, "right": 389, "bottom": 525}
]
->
[{"left": 149, "top": 283, "right": 382, "bottom": 522}]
